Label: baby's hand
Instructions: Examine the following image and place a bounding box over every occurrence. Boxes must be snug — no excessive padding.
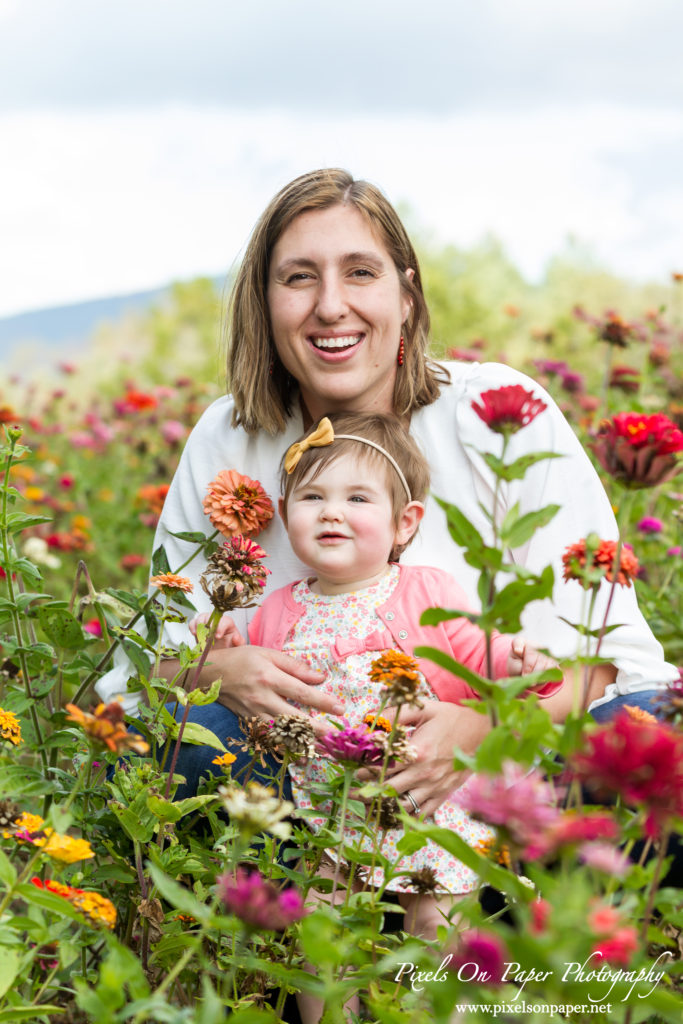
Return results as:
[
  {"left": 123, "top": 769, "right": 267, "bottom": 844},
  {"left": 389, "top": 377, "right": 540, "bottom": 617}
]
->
[
  {"left": 507, "top": 637, "right": 558, "bottom": 677},
  {"left": 189, "top": 613, "right": 246, "bottom": 649}
]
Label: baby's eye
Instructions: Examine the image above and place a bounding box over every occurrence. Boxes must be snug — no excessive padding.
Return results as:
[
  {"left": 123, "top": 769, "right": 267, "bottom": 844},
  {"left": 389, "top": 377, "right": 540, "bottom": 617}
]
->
[
  {"left": 301, "top": 492, "right": 321, "bottom": 501},
  {"left": 349, "top": 495, "right": 368, "bottom": 503}
]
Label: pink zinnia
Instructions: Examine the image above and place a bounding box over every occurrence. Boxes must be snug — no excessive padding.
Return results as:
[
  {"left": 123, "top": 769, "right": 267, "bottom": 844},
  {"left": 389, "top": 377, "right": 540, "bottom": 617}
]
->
[
  {"left": 317, "top": 723, "right": 386, "bottom": 767},
  {"left": 446, "top": 931, "right": 509, "bottom": 985},
  {"left": 593, "top": 928, "right": 639, "bottom": 967},
  {"left": 218, "top": 867, "right": 305, "bottom": 931},
  {"left": 471, "top": 385, "right": 547, "bottom": 435},
  {"left": 638, "top": 516, "right": 663, "bottom": 534},
  {"left": 579, "top": 842, "right": 631, "bottom": 877},
  {"left": 523, "top": 811, "right": 619, "bottom": 860},
  {"left": 456, "top": 762, "right": 559, "bottom": 847}
]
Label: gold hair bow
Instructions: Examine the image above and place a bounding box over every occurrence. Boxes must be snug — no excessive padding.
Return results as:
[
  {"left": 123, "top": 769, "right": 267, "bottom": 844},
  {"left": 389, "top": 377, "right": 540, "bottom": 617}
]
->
[{"left": 284, "top": 417, "right": 335, "bottom": 474}]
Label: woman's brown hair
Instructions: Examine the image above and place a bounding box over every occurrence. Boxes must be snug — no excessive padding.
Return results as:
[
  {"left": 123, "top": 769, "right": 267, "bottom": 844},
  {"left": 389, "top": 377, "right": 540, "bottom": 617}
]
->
[{"left": 227, "top": 168, "right": 449, "bottom": 435}]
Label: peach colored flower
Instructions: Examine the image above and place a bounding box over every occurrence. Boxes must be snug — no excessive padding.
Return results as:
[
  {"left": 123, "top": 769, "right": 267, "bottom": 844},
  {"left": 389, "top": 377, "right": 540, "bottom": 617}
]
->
[
  {"left": 150, "top": 573, "right": 194, "bottom": 594},
  {"left": 65, "top": 700, "right": 149, "bottom": 755},
  {"left": 203, "top": 470, "right": 274, "bottom": 538}
]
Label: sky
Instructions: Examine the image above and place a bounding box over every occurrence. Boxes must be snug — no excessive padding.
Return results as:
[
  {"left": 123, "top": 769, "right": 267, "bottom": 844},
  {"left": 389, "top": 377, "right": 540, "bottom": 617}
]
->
[{"left": 1, "top": 0, "right": 682, "bottom": 319}]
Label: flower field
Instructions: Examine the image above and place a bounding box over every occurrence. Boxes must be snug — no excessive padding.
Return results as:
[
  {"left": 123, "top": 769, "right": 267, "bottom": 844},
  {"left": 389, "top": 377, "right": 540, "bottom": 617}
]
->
[{"left": 1, "top": 280, "right": 683, "bottom": 1023}]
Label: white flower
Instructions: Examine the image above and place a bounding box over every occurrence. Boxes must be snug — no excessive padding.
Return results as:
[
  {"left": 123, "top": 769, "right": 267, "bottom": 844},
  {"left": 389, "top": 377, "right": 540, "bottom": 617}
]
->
[
  {"left": 23, "top": 537, "right": 61, "bottom": 569},
  {"left": 218, "top": 781, "right": 293, "bottom": 840}
]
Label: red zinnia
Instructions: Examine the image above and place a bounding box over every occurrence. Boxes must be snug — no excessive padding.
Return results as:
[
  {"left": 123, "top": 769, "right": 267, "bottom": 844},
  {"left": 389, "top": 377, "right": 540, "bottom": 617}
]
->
[
  {"left": 590, "top": 412, "right": 683, "bottom": 488},
  {"left": 570, "top": 712, "right": 683, "bottom": 836},
  {"left": 562, "top": 536, "right": 640, "bottom": 589},
  {"left": 471, "top": 385, "right": 547, "bottom": 435}
]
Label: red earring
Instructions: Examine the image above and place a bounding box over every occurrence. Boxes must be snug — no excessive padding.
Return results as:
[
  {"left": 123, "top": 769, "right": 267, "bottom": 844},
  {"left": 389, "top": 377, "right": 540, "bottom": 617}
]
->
[
  {"left": 397, "top": 335, "right": 405, "bottom": 367},
  {"left": 268, "top": 359, "right": 274, "bottom": 376}
]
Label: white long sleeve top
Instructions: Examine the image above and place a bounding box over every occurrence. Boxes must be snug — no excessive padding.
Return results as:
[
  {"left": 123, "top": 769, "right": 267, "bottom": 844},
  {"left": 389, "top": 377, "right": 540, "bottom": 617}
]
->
[{"left": 96, "top": 361, "right": 677, "bottom": 710}]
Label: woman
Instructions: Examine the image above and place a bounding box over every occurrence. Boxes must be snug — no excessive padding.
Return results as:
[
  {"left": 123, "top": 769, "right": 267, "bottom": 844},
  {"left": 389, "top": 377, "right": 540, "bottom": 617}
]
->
[{"left": 97, "top": 168, "right": 676, "bottom": 810}]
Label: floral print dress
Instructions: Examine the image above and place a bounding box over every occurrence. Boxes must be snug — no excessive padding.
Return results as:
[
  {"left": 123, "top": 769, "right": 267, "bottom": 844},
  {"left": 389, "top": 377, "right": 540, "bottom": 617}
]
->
[{"left": 283, "top": 566, "right": 494, "bottom": 894}]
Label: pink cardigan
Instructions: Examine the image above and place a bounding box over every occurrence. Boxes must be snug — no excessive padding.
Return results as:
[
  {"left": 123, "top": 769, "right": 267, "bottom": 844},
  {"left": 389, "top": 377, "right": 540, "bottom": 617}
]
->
[{"left": 248, "top": 564, "right": 561, "bottom": 704}]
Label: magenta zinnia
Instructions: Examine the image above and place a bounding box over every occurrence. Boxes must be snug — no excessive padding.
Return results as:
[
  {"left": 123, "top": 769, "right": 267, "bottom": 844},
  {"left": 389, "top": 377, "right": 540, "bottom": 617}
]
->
[
  {"left": 317, "top": 722, "right": 387, "bottom": 767},
  {"left": 590, "top": 411, "right": 683, "bottom": 489},
  {"left": 570, "top": 712, "right": 683, "bottom": 837},
  {"left": 203, "top": 470, "right": 274, "bottom": 538},
  {"left": 471, "top": 385, "right": 547, "bottom": 435},
  {"left": 446, "top": 930, "right": 509, "bottom": 985},
  {"left": 217, "top": 867, "right": 305, "bottom": 931}
]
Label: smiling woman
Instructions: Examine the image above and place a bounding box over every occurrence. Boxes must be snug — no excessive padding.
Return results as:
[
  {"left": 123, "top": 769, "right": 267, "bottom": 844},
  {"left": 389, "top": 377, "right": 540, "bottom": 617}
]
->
[{"left": 96, "top": 167, "right": 677, "bottom": 814}]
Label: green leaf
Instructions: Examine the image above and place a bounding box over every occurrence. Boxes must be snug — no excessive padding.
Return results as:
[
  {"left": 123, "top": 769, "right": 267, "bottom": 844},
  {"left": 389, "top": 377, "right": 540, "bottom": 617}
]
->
[
  {"left": 151, "top": 544, "right": 171, "bottom": 576},
  {"left": 0, "top": 849, "right": 16, "bottom": 888},
  {"left": 185, "top": 677, "right": 222, "bottom": 706},
  {"left": 109, "top": 802, "right": 156, "bottom": 843},
  {"left": 172, "top": 721, "right": 227, "bottom": 752},
  {"left": 37, "top": 606, "right": 86, "bottom": 650},
  {"left": 434, "top": 496, "right": 485, "bottom": 554},
  {"left": 0, "top": 1008, "right": 66, "bottom": 1021},
  {"left": 500, "top": 503, "right": 561, "bottom": 549},
  {"left": 7, "top": 556, "right": 42, "bottom": 585},
  {"left": 121, "top": 637, "right": 152, "bottom": 677},
  {"left": 169, "top": 530, "right": 209, "bottom": 544},
  {"left": 146, "top": 863, "right": 212, "bottom": 922},
  {"left": 483, "top": 565, "right": 555, "bottom": 632},
  {"left": 5, "top": 512, "right": 53, "bottom": 531},
  {"left": 420, "top": 605, "right": 480, "bottom": 627},
  {"left": 413, "top": 646, "right": 495, "bottom": 698},
  {"left": 480, "top": 450, "right": 564, "bottom": 481},
  {"left": 167, "top": 588, "right": 196, "bottom": 611}
]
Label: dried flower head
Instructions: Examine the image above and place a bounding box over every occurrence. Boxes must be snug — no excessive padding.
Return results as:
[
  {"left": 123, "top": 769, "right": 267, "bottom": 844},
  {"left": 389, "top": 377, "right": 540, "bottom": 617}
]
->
[
  {"left": 267, "top": 715, "right": 317, "bottom": 760},
  {"left": 376, "top": 795, "right": 402, "bottom": 830},
  {"left": 0, "top": 799, "right": 20, "bottom": 829},
  {"left": 230, "top": 716, "right": 284, "bottom": 766},
  {"left": 562, "top": 535, "right": 640, "bottom": 589},
  {"left": 590, "top": 412, "right": 683, "bottom": 489},
  {"left": 471, "top": 385, "right": 547, "bottom": 436},
  {"left": 599, "top": 312, "right": 634, "bottom": 348},
  {"left": 409, "top": 866, "right": 440, "bottom": 894},
  {"left": 203, "top": 470, "right": 274, "bottom": 538},
  {"left": 150, "top": 573, "right": 194, "bottom": 595},
  {"left": 0, "top": 707, "right": 22, "bottom": 746},
  {"left": 218, "top": 781, "right": 294, "bottom": 839},
  {"left": 200, "top": 535, "right": 270, "bottom": 611},
  {"left": 218, "top": 867, "right": 305, "bottom": 931},
  {"left": 369, "top": 650, "right": 424, "bottom": 707},
  {"left": 65, "top": 700, "right": 150, "bottom": 755}
]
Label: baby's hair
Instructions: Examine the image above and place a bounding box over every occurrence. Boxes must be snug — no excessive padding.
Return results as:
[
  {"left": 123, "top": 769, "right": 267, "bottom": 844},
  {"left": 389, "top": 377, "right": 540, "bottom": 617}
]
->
[{"left": 280, "top": 412, "right": 430, "bottom": 559}]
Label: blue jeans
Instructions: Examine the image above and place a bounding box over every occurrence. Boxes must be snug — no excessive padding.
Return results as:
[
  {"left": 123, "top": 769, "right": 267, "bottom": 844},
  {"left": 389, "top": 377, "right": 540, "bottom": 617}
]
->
[
  {"left": 588, "top": 688, "right": 663, "bottom": 723},
  {"left": 155, "top": 689, "right": 664, "bottom": 799}
]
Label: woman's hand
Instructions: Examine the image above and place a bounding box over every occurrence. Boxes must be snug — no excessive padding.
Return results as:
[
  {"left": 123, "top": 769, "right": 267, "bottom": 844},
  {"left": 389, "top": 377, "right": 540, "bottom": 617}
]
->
[
  {"left": 165, "top": 644, "right": 344, "bottom": 725},
  {"left": 367, "top": 701, "right": 491, "bottom": 819}
]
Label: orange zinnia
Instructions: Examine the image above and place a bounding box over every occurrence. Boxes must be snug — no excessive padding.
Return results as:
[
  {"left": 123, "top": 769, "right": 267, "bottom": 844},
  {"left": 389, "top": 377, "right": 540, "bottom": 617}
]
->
[
  {"left": 203, "top": 470, "right": 274, "bottom": 538},
  {"left": 65, "top": 701, "right": 149, "bottom": 755}
]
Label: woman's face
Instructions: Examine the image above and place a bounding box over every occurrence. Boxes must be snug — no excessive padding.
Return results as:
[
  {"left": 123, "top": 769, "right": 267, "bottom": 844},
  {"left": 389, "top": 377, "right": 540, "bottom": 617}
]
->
[{"left": 267, "top": 204, "right": 413, "bottom": 422}]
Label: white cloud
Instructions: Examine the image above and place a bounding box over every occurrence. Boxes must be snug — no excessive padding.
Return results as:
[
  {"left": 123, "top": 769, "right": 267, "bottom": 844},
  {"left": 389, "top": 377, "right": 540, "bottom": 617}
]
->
[{"left": 0, "top": 103, "right": 681, "bottom": 318}]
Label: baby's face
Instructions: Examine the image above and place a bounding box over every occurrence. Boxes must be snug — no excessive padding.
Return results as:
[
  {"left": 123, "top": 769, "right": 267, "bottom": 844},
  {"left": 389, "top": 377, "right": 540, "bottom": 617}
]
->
[{"left": 282, "top": 453, "right": 398, "bottom": 595}]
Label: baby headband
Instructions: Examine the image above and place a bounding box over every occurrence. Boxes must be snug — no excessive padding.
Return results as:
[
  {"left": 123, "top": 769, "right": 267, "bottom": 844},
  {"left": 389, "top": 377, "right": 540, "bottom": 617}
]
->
[{"left": 284, "top": 417, "right": 412, "bottom": 502}]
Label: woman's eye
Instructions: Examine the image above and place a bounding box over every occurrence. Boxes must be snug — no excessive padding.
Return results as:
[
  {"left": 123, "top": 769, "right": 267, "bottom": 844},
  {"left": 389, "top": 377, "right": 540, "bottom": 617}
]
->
[
  {"left": 350, "top": 268, "right": 375, "bottom": 279},
  {"left": 286, "top": 272, "right": 312, "bottom": 284}
]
